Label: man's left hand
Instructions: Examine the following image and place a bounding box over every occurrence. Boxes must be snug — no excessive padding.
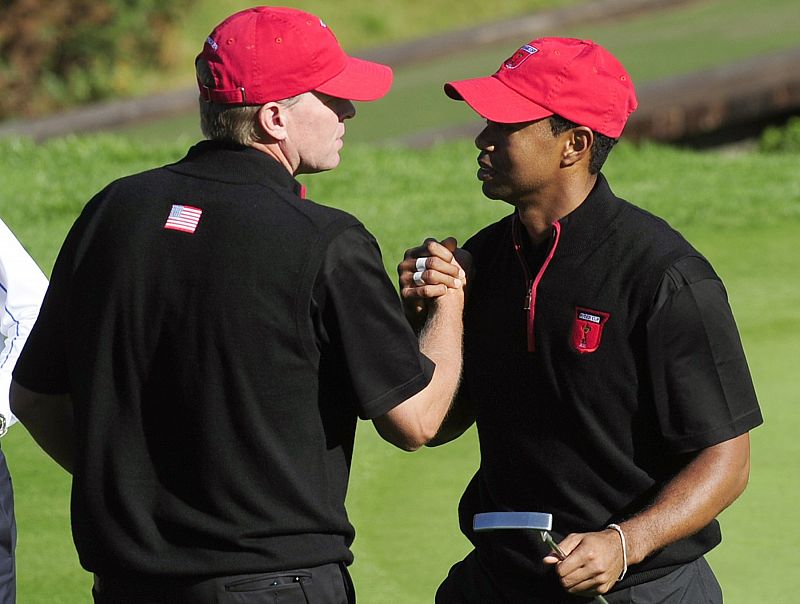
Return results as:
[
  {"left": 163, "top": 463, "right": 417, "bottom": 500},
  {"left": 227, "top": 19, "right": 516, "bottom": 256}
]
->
[{"left": 542, "top": 529, "right": 624, "bottom": 597}]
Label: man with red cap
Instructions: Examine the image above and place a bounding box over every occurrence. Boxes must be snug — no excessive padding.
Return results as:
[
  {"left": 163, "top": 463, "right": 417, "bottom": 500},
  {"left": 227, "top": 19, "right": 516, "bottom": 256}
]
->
[
  {"left": 10, "top": 7, "right": 464, "bottom": 603},
  {"left": 399, "top": 37, "right": 761, "bottom": 603}
]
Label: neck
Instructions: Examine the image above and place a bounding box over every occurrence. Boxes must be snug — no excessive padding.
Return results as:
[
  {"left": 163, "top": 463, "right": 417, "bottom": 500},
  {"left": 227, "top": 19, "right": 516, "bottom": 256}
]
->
[
  {"left": 516, "top": 173, "right": 597, "bottom": 244},
  {"left": 248, "top": 140, "right": 296, "bottom": 175}
]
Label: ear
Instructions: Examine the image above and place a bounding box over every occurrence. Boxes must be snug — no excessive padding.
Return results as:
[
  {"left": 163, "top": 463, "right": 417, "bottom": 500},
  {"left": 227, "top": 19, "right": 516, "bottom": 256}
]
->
[
  {"left": 256, "top": 102, "right": 289, "bottom": 142},
  {"left": 561, "top": 127, "right": 593, "bottom": 168}
]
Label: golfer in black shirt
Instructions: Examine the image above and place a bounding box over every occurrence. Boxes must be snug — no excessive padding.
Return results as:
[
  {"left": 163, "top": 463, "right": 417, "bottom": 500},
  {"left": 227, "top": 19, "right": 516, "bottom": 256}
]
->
[
  {"left": 399, "top": 37, "right": 762, "bottom": 603},
  {"left": 10, "top": 7, "right": 465, "bottom": 604}
]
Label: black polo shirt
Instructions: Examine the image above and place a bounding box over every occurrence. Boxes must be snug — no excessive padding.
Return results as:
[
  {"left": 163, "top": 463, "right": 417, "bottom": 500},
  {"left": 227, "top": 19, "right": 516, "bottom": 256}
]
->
[
  {"left": 457, "top": 174, "right": 762, "bottom": 599},
  {"left": 13, "top": 141, "right": 434, "bottom": 580}
]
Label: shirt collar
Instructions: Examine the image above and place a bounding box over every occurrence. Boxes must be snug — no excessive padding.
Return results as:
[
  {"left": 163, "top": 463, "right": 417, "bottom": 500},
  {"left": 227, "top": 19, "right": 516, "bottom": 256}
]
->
[
  {"left": 166, "top": 140, "right": 306, "bottom": 198},
  {"left": 551, "top": 173, "right": 625, "bottom": 258}
]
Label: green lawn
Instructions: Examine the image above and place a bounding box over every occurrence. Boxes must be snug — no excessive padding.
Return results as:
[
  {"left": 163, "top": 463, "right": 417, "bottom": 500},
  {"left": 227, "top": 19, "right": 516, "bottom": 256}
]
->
[{"left": 1, "top": 135, "right": 798, "bottom": 602}]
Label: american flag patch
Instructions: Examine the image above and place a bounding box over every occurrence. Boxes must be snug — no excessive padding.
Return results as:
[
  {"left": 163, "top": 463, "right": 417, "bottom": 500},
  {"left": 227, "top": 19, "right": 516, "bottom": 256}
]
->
[{"left": 164, "top": 204, "right": 202, "bottom": 234}]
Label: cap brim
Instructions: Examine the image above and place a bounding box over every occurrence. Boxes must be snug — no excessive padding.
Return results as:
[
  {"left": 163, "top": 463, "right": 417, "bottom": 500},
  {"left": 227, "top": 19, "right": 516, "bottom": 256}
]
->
[
  {"left": 315, "top": 57, "right": 393, "bottom": 102},
  {"left": 445, "top": 76, "right": 553, "bottom": 123}
]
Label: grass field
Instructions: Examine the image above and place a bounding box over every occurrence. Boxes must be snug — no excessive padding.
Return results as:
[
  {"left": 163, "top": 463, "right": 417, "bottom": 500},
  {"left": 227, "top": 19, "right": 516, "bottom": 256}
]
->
[{"left": 1, "top": 134, "right": 798, "bottom": 602}]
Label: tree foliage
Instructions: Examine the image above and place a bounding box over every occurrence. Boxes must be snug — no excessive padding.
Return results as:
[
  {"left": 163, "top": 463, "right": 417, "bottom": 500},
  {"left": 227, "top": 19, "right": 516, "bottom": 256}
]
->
[
  {"left": 759, "top": 116, "right": 800, "bottom": 153},
  {"left": 0, "top": 0, "right": 190, "bottom": 119}
]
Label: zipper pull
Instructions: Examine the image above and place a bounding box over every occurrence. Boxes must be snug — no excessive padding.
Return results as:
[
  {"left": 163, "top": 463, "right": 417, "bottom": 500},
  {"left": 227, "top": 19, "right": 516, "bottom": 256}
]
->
[{"left": 524, "top": 285, "right": 532, "bottom": 310}]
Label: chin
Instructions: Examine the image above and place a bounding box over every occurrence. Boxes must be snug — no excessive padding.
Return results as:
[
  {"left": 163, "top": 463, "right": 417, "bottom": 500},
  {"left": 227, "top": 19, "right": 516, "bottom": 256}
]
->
[
  {"left": 300, "top": 155, "right": 340, "bottom": 175},
  {"left": 481, "top": 184, "right": 515, "bottom": 206},
  {"left": 481, "top": 183, "right": 503, "bottom": 199},
  {"left": 324, "top": 156, "right": 341, "bottom": 172}
]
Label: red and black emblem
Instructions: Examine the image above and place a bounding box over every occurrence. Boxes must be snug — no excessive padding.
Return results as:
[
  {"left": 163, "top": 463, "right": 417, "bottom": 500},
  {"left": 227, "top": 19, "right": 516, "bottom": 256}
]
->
[
  {"left": 504, "top": 44, "right": 538, "bottom": 70},
  {"left": 571, "top": 307, "right": 610, "bottom": 354}
]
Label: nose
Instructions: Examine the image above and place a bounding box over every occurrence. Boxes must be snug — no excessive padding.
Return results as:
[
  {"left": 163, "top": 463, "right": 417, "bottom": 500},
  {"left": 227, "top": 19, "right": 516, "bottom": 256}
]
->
[{"left": 475, "top": 124, "right": 493, "bottom": 150}]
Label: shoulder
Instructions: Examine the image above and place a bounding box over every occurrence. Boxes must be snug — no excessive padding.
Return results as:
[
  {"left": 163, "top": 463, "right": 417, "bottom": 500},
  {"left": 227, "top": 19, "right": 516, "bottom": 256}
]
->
[
  {"left": 651, "top": 254, "right": 723, "bottom": 313},
  {"left": 618, "top": 199, "right": 695, "bottom": 254},
  {"left": 292, "top": 196, "right": 363, "bottom": 236},
  {"left": 610, "top": 198, "right": 704, "bottom": 283}
]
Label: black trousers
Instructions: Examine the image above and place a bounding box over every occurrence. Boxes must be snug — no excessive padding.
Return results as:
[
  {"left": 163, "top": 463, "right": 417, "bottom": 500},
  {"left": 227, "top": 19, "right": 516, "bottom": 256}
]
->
[
  {"left": 436, "top": 550, "right": 722, "bottom": 604},
  {"left": 93, "top": 562, "right": 355, "bottom": 604},
  {"left": 0, "top": 446, "right": 15, "bottom": 604}
]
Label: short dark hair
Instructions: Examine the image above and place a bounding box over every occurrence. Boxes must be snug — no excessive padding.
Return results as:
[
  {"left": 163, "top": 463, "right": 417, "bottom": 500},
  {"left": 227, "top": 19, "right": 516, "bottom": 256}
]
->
[{"left": 548, "top": 115, "right": 618, "bottom": 175}]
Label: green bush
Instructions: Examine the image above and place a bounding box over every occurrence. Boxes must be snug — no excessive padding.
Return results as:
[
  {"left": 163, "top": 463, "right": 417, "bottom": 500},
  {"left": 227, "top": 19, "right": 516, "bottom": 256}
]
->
[
  {"left": 759, "top": 116, "right": 800, "bottom": 153},
  {"left": 0, "top": 0, "right": 191, "bottom": 120}
]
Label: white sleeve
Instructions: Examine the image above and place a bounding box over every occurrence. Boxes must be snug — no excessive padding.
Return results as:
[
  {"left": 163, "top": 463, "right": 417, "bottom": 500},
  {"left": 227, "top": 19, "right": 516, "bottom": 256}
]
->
[{"left": 0, "top": 219, "right": 49, "bottom": 434}]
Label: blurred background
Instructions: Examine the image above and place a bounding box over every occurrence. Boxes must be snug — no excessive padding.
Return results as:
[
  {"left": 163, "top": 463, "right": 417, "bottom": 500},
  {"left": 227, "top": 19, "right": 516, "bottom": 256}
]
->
[
  {"left": 2, "top": 0, "right": 799, "bottom": 149},
  {"left": 1, "top": 1, "right": 799, "bottom": 603}
]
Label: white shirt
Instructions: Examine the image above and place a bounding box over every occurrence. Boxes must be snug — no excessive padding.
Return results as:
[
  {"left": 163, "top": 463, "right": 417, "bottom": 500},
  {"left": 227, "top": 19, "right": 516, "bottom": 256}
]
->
[{"left": 0, "top": 218, "right": 48, "bottom": 435}]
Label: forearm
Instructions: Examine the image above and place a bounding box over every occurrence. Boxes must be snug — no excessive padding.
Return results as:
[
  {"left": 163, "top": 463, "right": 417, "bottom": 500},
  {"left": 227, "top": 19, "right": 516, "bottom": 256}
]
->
[
  {"left": 10, "top": 381, "right": 74, "bottom": 473},
  {"left": 373, "top": 289, "right": 463, "bottom": 450},
  {"left": 414, "top": 292, "right": 464, "bottom": 433},
  {"left": 619, "top": 433, "right": 751, "bottom": 565},
  {"left": 426, "top": 389, "right": 474, "bottom": 446},
  {"left": 551, "top": 433, "right": 752, "bottom": 596}
]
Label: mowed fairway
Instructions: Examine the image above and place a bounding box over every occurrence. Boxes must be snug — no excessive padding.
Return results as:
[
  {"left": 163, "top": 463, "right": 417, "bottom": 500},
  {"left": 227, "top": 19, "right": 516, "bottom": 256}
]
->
[{"left": 1, "top": 136, "right": 798, "bottom": 602}]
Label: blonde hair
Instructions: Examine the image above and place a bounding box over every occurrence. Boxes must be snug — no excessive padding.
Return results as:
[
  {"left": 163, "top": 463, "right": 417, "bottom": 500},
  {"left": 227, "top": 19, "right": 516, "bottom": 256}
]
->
[{"left": 196, "top": 58, "right": 300, "bottom": 145}]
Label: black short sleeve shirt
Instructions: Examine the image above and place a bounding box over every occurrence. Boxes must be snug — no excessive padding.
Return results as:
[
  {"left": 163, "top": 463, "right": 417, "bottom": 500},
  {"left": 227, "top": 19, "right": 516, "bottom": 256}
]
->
[
  {"left": 456, "top": 175, "right": 762, "bottom": 599},
  {"left": 13, "top": 141, "right": 434, "bottom": 579}
]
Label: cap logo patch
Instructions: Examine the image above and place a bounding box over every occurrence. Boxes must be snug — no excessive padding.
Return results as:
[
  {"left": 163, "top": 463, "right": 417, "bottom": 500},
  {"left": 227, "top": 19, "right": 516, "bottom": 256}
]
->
[
  {"left": 504, "top": 44, "right": 538, "bottom": 69},
  {"left": 206, "top": 36, "right": 219, "bottom": 51},
  {"left": 571, "top": 306, "right": 610, "bottom": 354}
]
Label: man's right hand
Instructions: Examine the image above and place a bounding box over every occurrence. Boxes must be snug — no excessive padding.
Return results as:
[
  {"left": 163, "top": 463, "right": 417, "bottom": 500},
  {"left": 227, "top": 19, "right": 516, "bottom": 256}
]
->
[{"left": 397, "top": 237, "right": 471, "bottom": 330}]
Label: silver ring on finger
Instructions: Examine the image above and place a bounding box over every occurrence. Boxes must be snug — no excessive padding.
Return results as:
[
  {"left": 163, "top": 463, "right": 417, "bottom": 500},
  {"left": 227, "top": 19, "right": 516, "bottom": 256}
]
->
[
  {"left": 413, "top": 271, "right": 425, "bottom": 286},
  {"left": 415, "top": 257, "right": 428, "bottom": 272}
]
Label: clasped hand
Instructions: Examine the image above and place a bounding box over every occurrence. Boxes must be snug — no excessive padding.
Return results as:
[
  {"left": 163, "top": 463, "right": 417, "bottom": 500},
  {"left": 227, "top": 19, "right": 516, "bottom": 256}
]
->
[
  {"left": 543, "top": 529, "right": 626, "bottom": 598},
  {"left": 397, "top": 237, "right": 470, "bottom": 327}
]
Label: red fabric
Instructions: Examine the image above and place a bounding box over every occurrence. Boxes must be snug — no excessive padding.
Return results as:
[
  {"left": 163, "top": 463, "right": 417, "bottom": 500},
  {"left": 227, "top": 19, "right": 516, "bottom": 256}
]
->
[
  {"left": 197, "top": 7, "right": 392, "bottom": 104},
  {"left": 445, "top": 37, "right": 637, "bottom": 138}
]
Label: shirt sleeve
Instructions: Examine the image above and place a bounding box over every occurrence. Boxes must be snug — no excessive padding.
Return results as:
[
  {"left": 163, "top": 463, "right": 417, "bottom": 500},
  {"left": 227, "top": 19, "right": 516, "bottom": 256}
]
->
[
  {"left": 646, "top": 255, "right": 763, "bottom": 453},
  {"left": 12, "top": 212, "right": 86, "bottom": 397},
  {"left": 0, "top": 219, "right": 49, "bottom": 433},
  {"left": 313, "top": 224, "right": 435, "bottom": 420}
]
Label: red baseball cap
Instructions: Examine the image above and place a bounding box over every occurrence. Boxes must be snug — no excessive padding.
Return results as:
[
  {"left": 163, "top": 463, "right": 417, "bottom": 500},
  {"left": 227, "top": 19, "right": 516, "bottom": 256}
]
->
[
  {"left": 197, "top": 7, "right": 393, "bottom": 104},
  {"left": 445, "top": 37, "right": 637, "bottom": 138}
]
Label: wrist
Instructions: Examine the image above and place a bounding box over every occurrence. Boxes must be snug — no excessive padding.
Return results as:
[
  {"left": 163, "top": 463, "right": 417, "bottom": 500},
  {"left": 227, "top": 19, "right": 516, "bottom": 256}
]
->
[{"left": 606, "top": 523, "right": 628, "bottom": 582}]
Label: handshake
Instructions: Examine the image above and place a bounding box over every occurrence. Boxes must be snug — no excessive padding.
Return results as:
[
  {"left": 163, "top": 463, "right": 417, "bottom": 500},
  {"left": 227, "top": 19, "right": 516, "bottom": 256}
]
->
[{"left": 397, "top": 237, "right": 472, "bottom": 330}]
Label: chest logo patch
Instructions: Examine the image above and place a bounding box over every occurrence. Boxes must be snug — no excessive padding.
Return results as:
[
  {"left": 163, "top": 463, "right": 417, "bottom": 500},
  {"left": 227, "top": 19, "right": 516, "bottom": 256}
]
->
[{"left": 571, "top": 306, "right": 610, "bottom": 354}]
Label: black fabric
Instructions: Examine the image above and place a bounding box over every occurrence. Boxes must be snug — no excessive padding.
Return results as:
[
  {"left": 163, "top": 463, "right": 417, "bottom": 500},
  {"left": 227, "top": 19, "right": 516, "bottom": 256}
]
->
[
  {"left": 14, "top": 141, "right": 434, "bottom": 581},
  {"left": 604, "top": 557, "right": 722, "bottom": 604},
  {"left": 0, "top": 447, "right": 15, "bottom": 604},
  {"left": 437, "top": 552, "right": 721, "bottom": 604},
  {"left": 92, "top": 562, "right": 355, "bottom": 604},
  {"left": 453, "top": 174, "right": 762, "bottom": 601}
]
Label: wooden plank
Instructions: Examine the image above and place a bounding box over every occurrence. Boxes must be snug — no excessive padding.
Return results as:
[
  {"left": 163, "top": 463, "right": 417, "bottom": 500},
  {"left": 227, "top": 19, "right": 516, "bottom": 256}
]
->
[{"left": 626, "top": 47, "right": 800, "bottom": 142}]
